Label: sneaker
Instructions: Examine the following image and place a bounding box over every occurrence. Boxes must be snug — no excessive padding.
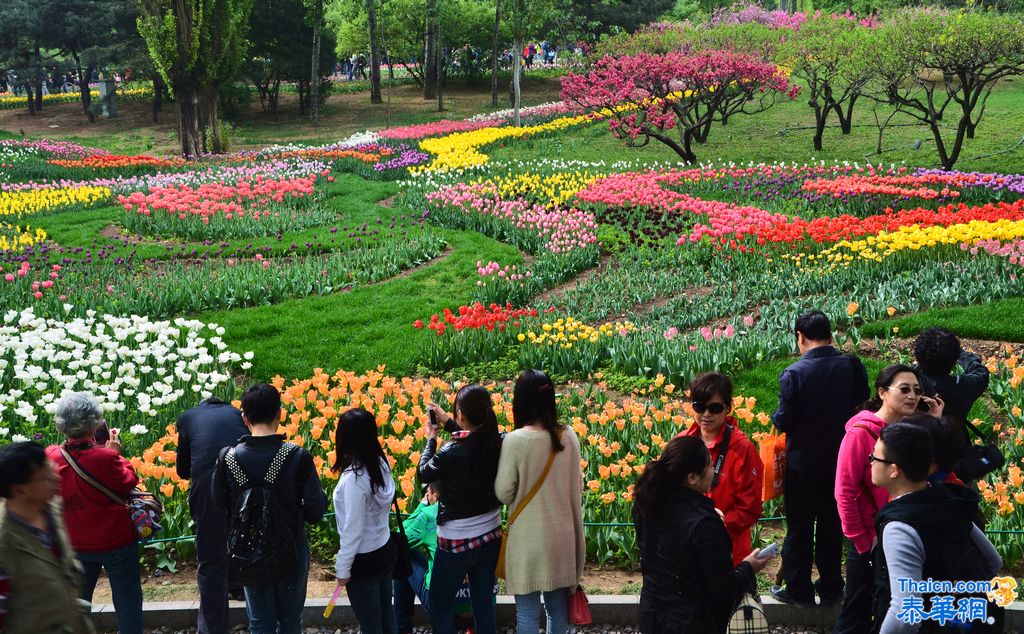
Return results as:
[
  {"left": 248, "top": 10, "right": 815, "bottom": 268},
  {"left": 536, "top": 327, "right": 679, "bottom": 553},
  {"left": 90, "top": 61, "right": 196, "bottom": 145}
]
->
[
  {"left": 814, "top": 580, "right": 843, "bottom": 607},
  {"left": 770, "top": 585, "right": 815, "bottom": 607}
]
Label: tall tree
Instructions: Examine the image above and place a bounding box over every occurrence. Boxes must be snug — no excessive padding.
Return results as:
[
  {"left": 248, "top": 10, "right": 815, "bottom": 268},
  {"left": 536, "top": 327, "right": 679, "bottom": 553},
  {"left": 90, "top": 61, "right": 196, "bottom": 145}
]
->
[
  {"left": 490, "top": 0, "right": 500, "bottom": 106},
  {"left": 423, "top": 0, "right": 437, "bottom": 99},
  {"left": 866, "top": 8, "right": 1024, "bottom": 169},
  {"left": 137, "top": 0, "right": 254, "bottom": 157},
  {"left": 310, "top": 0, "right": 324, "bottom": 125},
  {"left": 366, "top": 0, "right": 383, "bottom": 103}
]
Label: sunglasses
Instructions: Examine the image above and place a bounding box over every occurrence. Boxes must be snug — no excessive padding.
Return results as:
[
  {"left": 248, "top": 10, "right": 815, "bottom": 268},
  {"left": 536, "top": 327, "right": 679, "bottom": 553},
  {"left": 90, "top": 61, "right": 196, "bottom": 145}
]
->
[
  {"left": 885, "top": 385, "right": 923, "bottom": 396},
  {"left": 691, "top": 402, "right": 727, "bottom": 415},
  {"left": 868, "top": 453, "right": 895, "bottom": 465}
]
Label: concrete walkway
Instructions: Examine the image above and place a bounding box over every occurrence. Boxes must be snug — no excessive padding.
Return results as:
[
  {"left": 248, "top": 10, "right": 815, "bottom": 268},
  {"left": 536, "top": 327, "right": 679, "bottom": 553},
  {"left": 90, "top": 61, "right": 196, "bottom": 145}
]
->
[{"left": 91, "top": 596, "right": 1024, "bottom": 630}]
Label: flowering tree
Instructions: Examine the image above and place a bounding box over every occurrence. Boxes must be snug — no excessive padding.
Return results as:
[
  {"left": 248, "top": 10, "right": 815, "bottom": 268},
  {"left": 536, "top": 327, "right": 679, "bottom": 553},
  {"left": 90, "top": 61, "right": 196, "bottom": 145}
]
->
[
  {"left": 560, "top": 50, "right": 799, "bottom": 163},
  {"left": 780, "top": 13, "right": 876, "bottom": 151}
]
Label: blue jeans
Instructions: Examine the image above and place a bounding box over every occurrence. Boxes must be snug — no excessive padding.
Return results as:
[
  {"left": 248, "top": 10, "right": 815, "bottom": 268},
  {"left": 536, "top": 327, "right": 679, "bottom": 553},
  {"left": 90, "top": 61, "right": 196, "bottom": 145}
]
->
[
  {"left": 394, "top": 549, "right": 431, "bottom": 632},
  {"left": 346, "top": 568, "right": 398, "bottom": 634},
  {"left": 429, "top": 539, "right": 499, "bottom": 634},
  {"left": 243, "top": 540, "right": 309, "bottom": 634},
  {"left": 515, "top": 587, "right": 570, "bottom": 634},
  {"left": 79, "top": 541, "right": 144, "bottom": 634}
]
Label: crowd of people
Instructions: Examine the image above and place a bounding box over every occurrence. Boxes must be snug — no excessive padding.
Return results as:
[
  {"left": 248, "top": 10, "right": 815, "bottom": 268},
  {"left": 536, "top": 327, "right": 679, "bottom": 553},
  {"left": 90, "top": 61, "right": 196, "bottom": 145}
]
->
[{"left": 0, "top": 310, "right": 1007, "bottom": 634}]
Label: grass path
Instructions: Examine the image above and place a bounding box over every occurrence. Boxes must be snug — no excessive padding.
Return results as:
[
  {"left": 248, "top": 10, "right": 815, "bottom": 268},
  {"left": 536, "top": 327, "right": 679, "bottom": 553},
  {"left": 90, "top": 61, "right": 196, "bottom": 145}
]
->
[{"left": 201, "top": 228, "right": 523, "bottom": 381}]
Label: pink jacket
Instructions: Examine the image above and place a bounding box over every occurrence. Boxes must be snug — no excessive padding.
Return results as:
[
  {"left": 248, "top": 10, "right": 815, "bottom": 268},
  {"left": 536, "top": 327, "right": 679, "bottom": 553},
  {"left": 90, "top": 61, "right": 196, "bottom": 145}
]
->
[{"left": 834, "top": 410, "right": 890, "bottom": 554}]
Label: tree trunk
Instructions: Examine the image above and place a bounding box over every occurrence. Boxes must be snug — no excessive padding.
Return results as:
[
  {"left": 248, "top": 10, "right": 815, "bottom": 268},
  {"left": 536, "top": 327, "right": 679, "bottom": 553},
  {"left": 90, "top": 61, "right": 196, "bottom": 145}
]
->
[
  {"left": 270, "top": 79, "right": 281, "bottom": 118},
  {"left": 813, "top": 106, "right": 828, "bottom": 151},
  {"left": 490, "top": 0, "right": 500, "bottom": 107},
  {"left": 79, "top": 65, "right": 96, "bottom": 123},
  {"left": 199, "top": 84, "right": 224, "bottom": 154},
  {"left": 34, "top": 77, "right": 43, "bottom": 111},
  {"left": 834, "top": 94, "right": 857, "bottom": 135},
  {"left": 367, "top": 0, "right": 383, "bottom": 104},
  {"left": 310, "top": 0, "right": 323, "bottom": 126},
  {"left": 512, "top": 34, "right": 522, "bottom": 126},
  {"left": 436, "top": 15, "right": 444, "bottom": 111},
  {"left": 424, "top": 4, "right": 437, "bottom": 100},
  {"left": 152, "top": 73, "right": 164, "bottom": 123},
  {"left": 175, "top": 81, "right": 202, "bottom": 158},
  {"left": 681, "top": 129, "right": 697, "bottom": 164}
]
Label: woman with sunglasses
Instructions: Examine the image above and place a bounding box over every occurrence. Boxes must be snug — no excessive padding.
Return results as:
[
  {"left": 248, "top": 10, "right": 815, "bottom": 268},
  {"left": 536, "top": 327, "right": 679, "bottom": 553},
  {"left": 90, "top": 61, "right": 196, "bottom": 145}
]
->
[
  {"left": 833, "top": 364, "right": 943, "bottom": 634},
  {"left": 676, "top": 372, "right": 764, "bottom": 566}
]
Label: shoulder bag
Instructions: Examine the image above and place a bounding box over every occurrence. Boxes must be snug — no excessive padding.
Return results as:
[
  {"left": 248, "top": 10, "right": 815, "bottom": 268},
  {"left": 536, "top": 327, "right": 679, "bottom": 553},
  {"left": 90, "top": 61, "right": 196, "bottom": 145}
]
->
[
  {"left": 60, "top": 446, "right": 163, "bottom": 540},
  {"left": 495, "top": 438, "right": 559, "bottom": 580},
  {"left": 954, "top": 419, "right": 1005, "bottom": 482}
]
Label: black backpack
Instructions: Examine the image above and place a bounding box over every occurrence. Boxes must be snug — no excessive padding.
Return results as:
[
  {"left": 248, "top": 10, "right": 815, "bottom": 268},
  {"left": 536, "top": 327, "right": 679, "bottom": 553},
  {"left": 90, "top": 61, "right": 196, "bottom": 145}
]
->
[{"left": 224, "top": 443, "right": 300, "bottom": 586}]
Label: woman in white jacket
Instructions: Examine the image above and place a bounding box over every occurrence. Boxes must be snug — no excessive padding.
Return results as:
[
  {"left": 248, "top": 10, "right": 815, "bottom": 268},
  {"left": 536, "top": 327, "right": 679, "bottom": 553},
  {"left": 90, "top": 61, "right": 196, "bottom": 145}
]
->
[{"left": 333, "top": 408, "right": 397, "bottom": 634}]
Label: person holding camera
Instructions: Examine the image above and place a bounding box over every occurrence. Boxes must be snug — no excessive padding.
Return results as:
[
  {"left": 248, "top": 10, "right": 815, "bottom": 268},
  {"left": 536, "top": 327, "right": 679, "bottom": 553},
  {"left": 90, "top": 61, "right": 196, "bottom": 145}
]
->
[
  {"left": 418, "top": 384, "right": 504, "bottom": 634},
  {"left": 833, "top": 365, "right": 943, "bottom": 634}
]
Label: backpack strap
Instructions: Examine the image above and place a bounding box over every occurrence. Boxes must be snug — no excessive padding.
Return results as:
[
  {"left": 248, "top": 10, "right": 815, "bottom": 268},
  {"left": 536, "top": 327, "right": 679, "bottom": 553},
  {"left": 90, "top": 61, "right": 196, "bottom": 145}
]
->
[
  {"left": 225, "top": 443, "right": 298, "bottom": 488},
  {"left": 265, "top": 444, "right": 298, "bottom": 485},
  {"left": 225, "top": 447, "right": 248, "bottom": 487}
]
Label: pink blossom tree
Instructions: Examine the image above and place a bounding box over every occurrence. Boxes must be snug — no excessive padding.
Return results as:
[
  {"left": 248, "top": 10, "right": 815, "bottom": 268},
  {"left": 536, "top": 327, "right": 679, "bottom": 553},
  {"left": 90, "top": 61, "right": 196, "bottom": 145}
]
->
[{"left": 560, "top": 50, "right": 800, "bottom": 163}]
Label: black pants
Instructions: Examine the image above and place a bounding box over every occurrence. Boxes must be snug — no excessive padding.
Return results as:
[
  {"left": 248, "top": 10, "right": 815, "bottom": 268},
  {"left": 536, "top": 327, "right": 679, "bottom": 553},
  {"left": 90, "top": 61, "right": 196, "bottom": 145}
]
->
[
  {"left": 190, "top": 479, "right": 232, "bottom": 634},
  {"left": 833, "top": 543, "right": 874, "bottom": 634},
  {"left": 780, "top": 466, "right": 844, "bottom": 602}
]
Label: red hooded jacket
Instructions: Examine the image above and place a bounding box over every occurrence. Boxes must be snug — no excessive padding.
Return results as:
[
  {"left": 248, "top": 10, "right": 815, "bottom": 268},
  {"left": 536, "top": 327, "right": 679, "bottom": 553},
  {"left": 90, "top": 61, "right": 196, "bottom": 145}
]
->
[{"left": 678, "top": 418, "right": 764, "bottom": 565}]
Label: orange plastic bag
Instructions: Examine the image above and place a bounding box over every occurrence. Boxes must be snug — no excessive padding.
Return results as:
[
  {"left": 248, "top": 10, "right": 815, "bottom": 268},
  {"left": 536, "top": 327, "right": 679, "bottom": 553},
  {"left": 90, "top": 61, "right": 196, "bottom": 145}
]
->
[{"left": 757, "top": 431, "right": 786, "bottom": 501}]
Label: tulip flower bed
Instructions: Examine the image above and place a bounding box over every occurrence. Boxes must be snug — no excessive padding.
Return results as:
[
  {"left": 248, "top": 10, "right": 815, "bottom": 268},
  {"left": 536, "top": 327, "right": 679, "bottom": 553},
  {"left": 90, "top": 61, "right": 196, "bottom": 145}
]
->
[
  {"left": 0, "top": 307, "right": 247, "bottom": 453},
  {"left": 0, "top": 185, "right": 112, "bottom": 219},
  {"left": 0, "top": 224, "right": 46, "bottom": 253},
  {"left": 61, "top": 361, "right": 1021, "bottom": 565},
  {"left": 117, "top": 174, "right": 333, "bottom": 240}
]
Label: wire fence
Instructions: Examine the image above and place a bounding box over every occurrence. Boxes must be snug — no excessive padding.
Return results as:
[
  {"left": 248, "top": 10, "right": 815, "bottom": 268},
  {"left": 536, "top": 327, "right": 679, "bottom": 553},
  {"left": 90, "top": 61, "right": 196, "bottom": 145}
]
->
[{"left": 141, "top": 513, "right": 1024, "bottom": 545}]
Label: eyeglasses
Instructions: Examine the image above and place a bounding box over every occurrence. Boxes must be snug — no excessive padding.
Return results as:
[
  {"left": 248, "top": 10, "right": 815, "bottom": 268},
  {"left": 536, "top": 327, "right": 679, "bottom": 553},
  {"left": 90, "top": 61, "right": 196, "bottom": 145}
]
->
[
  {"left": 868, "top": 454, "right": 895, "bottom": 465},
  {"left": 691, "top": 402, "right": 727, "bottom": 415},
  {"left": 886, "top": 385, "right": 923, "bottom": 396}
]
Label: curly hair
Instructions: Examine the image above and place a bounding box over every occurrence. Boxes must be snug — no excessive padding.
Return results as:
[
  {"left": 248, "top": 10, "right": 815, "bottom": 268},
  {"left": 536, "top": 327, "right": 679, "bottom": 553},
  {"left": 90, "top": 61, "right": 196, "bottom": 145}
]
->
[{"left": 913, "top": 327, "right": 960, "bottom": 376}]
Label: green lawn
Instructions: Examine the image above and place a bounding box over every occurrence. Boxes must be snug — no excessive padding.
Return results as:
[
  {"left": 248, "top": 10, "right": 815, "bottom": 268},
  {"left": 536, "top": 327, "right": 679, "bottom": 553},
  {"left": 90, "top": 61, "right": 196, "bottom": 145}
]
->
[
  {"left": 489, "top": 79, "right": 1024, "bottom": 174},
  {"left": 201, "top": 229, "right": 523, "bottom": 380},
  {"left": 860, "top": 298, "right": 1024, "bottom": 342}
]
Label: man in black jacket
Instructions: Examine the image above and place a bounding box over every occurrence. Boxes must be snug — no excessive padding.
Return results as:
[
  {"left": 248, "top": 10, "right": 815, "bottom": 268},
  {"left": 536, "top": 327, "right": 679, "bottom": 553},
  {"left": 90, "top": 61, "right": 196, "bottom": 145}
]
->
[
  {"left": 176, "top": 397, "right": 247, "bottom": 634},
  {"left": 212, "top": 384, "right": 328, "bottom": 633},
  {"left": 914, "top": 327, "right": 990, "bottom": 431},
  {"left": 771, "top": 310, "right": 869, "bottom": 608}
]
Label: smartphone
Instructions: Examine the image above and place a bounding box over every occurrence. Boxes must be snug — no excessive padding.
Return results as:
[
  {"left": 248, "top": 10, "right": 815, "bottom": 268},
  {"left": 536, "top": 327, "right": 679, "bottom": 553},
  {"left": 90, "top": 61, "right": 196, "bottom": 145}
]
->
[
  {"left": 428, "top": 409, "right": 439, "bottom": 429},
  {"left": 757, "top": 541, "right": 780, "bottom": 559}
]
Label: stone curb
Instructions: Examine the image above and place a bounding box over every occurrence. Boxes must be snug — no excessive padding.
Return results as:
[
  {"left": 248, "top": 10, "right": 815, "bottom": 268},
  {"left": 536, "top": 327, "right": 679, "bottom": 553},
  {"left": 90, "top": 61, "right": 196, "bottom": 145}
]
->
[{"left": 90, "top": 597, "right": 1024, "bottom": 630}]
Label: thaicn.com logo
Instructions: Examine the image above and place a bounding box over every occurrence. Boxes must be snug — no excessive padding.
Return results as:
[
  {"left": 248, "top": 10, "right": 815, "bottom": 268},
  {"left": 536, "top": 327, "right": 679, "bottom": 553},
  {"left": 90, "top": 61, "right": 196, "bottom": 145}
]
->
[{"left": 895, "top": 577, "right": 1017, "bottom": 626}]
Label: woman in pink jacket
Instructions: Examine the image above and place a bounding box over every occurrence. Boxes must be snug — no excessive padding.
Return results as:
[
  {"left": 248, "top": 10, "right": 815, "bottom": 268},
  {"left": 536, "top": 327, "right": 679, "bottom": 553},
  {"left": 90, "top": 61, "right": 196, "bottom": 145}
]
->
[{"left": 832, "top": 364, "right": 943, "bottom": 634}]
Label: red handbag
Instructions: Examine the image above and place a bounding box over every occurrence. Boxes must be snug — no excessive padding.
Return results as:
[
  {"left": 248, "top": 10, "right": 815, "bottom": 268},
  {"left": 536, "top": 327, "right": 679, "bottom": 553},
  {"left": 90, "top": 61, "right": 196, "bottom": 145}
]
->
[{"left": 568, "top": 585, "right": 592, "bottom": 625}]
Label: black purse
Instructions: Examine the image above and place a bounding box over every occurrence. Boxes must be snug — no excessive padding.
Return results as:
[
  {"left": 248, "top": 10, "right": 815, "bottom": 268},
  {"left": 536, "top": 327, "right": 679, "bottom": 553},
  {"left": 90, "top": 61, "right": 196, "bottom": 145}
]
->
[
  {"left": 391, "top": 497, "right": 412, "bottom": 579},
  {"left": 954, "top": 419, "right": 1005, "bottom": 482}
]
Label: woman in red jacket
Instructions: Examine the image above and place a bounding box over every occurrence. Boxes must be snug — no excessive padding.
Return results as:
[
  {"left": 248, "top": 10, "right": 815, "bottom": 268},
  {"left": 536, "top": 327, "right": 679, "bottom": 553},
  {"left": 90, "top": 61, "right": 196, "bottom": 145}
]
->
[
  {"left": 46, "top": 392, "right": 143, "bottom": 634},
  {"left": 677, "top": 372, "right": 764, "bottom": 565}
]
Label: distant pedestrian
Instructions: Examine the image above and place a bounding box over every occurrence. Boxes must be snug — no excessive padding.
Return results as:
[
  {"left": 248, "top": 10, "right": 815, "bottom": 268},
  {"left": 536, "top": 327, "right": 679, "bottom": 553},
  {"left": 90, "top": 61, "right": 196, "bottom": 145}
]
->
[
  {"left": 0, "top": 441, "right": 95, "bottom": 634},
  {"left": 770, "top": 310, "right": 868, "bottom": 607},
  {"left": 332, "top": 407, "right": 399, "bottom": 634},
  {"left": 212, "top": 384, "right": 328, "bottom": 634},
  {"left": 46, "top": 392, "right": 144, "bottom": 634},
  {"left": 176, "top": 397, "right": 248, "bottom": 634},
  {"left": 495, "top": 370, "right": 585, "bottom": 634}
]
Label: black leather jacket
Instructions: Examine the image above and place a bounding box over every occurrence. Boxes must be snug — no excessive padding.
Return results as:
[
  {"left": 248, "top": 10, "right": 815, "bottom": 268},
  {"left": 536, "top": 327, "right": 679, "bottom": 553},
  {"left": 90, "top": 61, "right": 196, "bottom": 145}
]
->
[
  {"left": 417, "top": 433, "right": 503, "bottom": 525},
  {"left": 634, "top": 487, "right": 755, "bottom": 634}
]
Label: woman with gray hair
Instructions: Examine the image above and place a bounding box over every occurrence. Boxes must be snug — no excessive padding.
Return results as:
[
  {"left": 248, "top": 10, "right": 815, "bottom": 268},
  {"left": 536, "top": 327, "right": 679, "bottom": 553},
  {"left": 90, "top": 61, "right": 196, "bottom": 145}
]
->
[{"left": 46, "top": 392, "right": 144, "bottom": 634}]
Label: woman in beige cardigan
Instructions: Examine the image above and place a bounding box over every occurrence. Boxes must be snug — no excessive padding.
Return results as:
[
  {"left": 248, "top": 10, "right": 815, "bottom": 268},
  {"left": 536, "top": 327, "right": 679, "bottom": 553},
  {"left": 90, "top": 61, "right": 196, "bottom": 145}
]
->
[{"left": 495, "top": 369, "right": 586, "bottom": 634}]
